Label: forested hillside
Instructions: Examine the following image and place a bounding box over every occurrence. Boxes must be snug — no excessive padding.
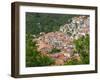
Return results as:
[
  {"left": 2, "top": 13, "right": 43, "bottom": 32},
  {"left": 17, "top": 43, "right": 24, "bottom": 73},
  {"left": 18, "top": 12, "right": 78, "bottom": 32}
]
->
[
  {"left": 26, "top": 12, "right": 90, "bottom": 67},
  {"left": 26, "top": 12, "right": 75, "bottom": 35}
]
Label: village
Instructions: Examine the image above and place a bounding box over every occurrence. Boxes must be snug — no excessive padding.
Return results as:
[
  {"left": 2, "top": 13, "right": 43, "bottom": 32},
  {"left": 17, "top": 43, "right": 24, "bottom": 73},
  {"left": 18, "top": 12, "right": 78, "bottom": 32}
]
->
[{"left": 32, "top": 15, "right": 89, "bottom": 65}]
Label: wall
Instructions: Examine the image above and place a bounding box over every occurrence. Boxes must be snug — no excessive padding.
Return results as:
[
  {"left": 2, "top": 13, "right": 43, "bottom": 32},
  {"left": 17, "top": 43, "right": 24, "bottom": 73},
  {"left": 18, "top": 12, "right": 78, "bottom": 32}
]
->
[{"left": 0, "top": 0, "right": 99, "bottom": 80}]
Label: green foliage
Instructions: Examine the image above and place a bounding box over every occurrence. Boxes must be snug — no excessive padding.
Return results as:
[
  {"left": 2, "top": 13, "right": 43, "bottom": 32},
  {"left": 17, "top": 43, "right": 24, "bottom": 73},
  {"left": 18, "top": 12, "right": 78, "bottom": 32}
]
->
[
  {"left": 49, "top": 48, "right": 61, "bottom": 54},
  {"left": 64, "top": 58, "right": 82, "bottom": 65},
  {"left": 26, "top": 34, "right": 54, "bottom": 67},
  {"left": 31, "top": 54, "right": 55, "bottom": 66},
  {"left": 64, "top": 34, "right": 89, "bottom": 65},
  {"left": 73, "top": 34, "right": 90, "bottom": 64},
  {"left": 26, "top": 13, "right": 75, "bottom": 35}
]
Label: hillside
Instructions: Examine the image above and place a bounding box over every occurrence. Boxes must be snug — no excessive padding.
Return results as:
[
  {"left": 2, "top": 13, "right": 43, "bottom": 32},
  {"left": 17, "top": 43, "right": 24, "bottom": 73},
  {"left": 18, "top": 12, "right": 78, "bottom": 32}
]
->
[{"left": 26, "top": 13, "right": 90, "bottom": 67}]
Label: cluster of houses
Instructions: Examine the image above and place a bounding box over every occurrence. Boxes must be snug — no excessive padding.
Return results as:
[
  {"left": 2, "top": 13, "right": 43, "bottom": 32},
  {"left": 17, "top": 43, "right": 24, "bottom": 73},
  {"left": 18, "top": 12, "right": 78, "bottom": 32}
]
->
[
  {"left": 60, "top": 15, "right": 89, "bottom": 39},
  {"left": 35, "top": 31, "right": 74, "bottom": 65},
  {"left": 36, "top": 32, "right": 73, "bottom": 53},
  {"left": 32, "top": 15, "right": 90, "bottom": 65}
]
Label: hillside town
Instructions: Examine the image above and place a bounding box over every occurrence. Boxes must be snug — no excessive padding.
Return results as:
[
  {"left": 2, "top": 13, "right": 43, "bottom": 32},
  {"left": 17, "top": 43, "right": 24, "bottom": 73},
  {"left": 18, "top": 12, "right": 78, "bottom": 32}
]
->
[{"left": 32, "top": 15, "right": 90, "bottom": 65}]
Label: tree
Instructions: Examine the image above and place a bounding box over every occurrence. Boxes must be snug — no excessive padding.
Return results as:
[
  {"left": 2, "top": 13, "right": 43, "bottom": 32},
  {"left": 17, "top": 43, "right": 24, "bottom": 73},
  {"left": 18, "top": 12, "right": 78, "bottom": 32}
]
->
[
  {"left": 73, "top": 34, "right": 89, "bottom": 64},
  {"left": 26, "top": 34, "right": 54, "bottom": 67}
]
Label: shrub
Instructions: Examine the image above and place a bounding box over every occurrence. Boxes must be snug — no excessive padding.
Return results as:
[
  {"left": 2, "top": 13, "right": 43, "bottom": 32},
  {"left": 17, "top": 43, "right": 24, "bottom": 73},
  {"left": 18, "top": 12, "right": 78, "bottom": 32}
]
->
[
  {"left": 64, "top": 34, "right": 89, "bottom": 65},
  {"left": 73, "top": 34, "right": 90, "bottom": 64},
  {"left": 64, "top": 58, "right": 82, "bottom": 65},
  {"left": 26, "top": 34, "right": 54, "bottom": 67},
  {"left": 49, "top": 48, "right": 61, "bottom": 54}
]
